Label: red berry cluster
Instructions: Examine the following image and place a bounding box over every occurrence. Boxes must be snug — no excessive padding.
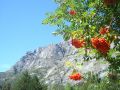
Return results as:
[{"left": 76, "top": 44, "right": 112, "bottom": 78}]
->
[
  {"left": 99, "top": 27, "right": 109, "bottom": 35},
  {"left": 69, "top": 10, "right": 76, "bottom": 15},
  {"left": 69, "top": 73, "right": 82, "bottom": 81},
  {"left": 91, "top": 38, "right": 110, "bottom": 54},
  {"left": 71, "top": 39, "right": 85, "bottom": 48},
  {"left": 104, "top": 0, "right": 117, "bottom": 6}
]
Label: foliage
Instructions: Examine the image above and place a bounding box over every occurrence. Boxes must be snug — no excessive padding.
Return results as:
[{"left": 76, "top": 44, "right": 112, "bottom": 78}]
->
[
  {"left": 1, "top": 79, "right": 11, "bottom": 90},
  {"left": 11, "top": 71, "right": 47, "bottom": 90},
  {"left": 43, "top": 0, "right": 120, "bottom": 77}
]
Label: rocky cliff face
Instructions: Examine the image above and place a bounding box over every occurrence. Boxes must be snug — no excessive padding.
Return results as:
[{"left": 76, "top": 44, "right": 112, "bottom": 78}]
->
[{"left": 0, "top": 41, "right": 109, "bottom": 85}]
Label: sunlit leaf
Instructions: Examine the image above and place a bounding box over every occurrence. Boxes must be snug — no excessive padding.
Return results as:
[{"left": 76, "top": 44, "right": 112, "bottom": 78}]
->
[{"left": 65, "top": 61, "right": 73, "bottom": 67}]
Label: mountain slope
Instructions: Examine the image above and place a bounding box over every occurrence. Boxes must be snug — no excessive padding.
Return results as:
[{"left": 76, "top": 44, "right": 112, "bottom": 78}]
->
[{"left": 0, "top": 41, "right": 109, "bottom": 85}]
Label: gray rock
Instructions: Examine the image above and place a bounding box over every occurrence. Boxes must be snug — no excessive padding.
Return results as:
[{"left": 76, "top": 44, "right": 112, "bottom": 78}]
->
[{"left": 0, "top": 41, "right": 109, "bottom": 85}]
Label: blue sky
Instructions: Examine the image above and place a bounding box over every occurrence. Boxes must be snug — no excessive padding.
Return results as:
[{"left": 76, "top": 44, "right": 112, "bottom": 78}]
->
[{"left": 0, "top": 0, "right": 63, "bottom": 72}]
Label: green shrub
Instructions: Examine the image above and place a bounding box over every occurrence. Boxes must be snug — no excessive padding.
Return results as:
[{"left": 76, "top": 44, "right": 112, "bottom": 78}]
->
[{"left": 12, "top": 71, "right": 47, "bottom": 90}]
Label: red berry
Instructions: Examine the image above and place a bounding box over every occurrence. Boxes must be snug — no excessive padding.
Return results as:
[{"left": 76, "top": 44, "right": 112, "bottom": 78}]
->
[
  {"left": 71, "top": 39, "right": 85, "bottom": 48},
  {"left": 69, "top": 73, "right": 82, "bottom": 81},
  {"left": 69, "top": 10, "right": 76, "bottom": 15},
  {"left": 99, "top": 27, "right": 109, "bottom": 35},
  {"left": 91, "top": 37, "right": 110, "bottom": 54},
  {"left": 104, "top": 0, "right": 117, "bottom": 6}
]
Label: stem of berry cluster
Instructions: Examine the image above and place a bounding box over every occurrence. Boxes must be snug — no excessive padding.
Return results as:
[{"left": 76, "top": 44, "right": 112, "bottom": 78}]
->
[
  {"left": 84, "top": 27, "right": 89, "bottom": 60},
  {"left": 85, "top": 43, "right": 87, "bottom": 57}
]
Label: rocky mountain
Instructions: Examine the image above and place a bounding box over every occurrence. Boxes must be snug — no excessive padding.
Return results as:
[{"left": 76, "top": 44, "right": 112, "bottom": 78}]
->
[{"left": 0, "top": 41, "right": 109, "bottom": 85}]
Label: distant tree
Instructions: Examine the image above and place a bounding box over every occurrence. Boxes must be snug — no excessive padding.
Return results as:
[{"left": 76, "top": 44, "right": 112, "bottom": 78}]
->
[
  {"left": 12, "top": 71, "right": 47, "bottom": 90},
  {"left": 12, "top": 71, "right": 31, "bottom": 90},
  {"left": 2, "top": 79, "right": 11, "bottom": 90},
  {"left": 30, "top": 75, "right": 47, "bottom": 90},
  {"left": 0, "top": 85, "right": 2, "bottom": 90}
]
